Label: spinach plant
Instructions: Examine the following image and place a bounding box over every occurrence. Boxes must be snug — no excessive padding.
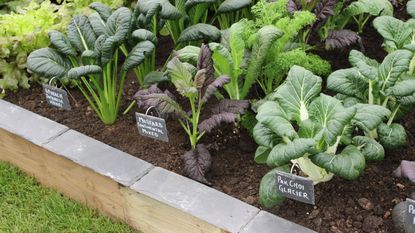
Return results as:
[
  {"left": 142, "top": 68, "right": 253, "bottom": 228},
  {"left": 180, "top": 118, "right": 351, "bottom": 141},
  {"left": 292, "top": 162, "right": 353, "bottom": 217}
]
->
[
  {"left": 254, "top": 65, "right": 389, "bottom": 207},
  {"left": 213, "top": 0, "right": 253, "bottom": 29},
  {"left": 135, "top": 0, "right": 221, "bottom": 46},
  {"left": 135, "top": 44, "right": 249, "bottom": 183},
  {"left": 27, "top": 5, "right": 156, "bottom": 125},
  {"left": 327, "top": 49, "right": 415, "bottom": 149}
]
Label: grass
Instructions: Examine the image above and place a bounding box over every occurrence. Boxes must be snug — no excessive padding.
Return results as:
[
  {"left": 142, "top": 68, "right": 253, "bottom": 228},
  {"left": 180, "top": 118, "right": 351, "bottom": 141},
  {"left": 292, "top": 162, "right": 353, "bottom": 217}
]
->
[{"left": 0, "top": 161, "right": 135, "bottom": 233}]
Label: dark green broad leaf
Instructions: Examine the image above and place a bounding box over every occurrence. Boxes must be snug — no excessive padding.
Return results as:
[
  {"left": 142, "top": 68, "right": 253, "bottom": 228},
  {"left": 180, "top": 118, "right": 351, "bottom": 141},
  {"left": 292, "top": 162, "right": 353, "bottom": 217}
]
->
[
  {"left": 327, "top": 68, "right": 367, "bottom": 100},
  {"left": 106, "top": 7, "right": 132, "bottom": 42},
  {"left": 378, "top": 123, "right": 407, "bottom": 150},
  {"left": 217, "top": 0, "right": 252, "bottom": 13},
  {"left": 353, "top": 104, "right": 391, "bottom": 132},
  {"left": 274, "top": 66, "right": 322, "bottom": 123},
  {"left": 259, "top": 166, "right": 290, "bottom": 208},
  {"left": 312, "top": 145, "right": 366, "bottom": 180},
  {"left": 352, "top": 136, "right": 385, "bottom": 161},
  {"left": 385, "top": 79, "right": 415, "bottom": 97},
  {"left": 123, "top": 41, "right": 155, "bottom": 72},
  {"left": 309, "top": 94, "right": 356, "bottom": 145},
  {"left": 177, "top": 24, "right": 221, "bottom": 44},
  {"left": 88, "top": 13, "right": 108, "bottom": 36},
  {"left": 136, "top": 0, "right": 182, "bottom": 20},
  {"left": 101, "top": 36, "right": 119, "bottom": 65},
  {"left": 81, "top": 50, "right": 98, "bottom": 60},
  {"left": 27, "top": 48, "right": 72, "bottom": 79},
  {"left": 256, "top": 101, "right": 296, "bottom": 139},
  {"left": 348, "top": 50, "right": 378, "bottom": 80},
  {"left": 89, "top": 2, "right": 112, "bottom": 21},
  {"left": 346, "top": 0, "right": 393, "bottom": 17},
  {"left": 253, "top": 123, "right": 280, "bottom": 148},
  {"left": 67, "top": 65, "right": 102, "bottom": 79},
  {"left": 267, "top": 138, "right": 316, "bottom": 167},
  {"left": 132, "top": 29, "right": 158, "bottom": 45},
  {"left": 378, "top": 50, "right": 412, "bottom": 90},
  {"left": 144, "top": 71, "right": 168, "bottom": 86},
  {"left": 48, "top": 30, "right": 76, "bottom": 56},
  {"left": 67, "top": 15, "right": 97, "bottom": 52},
  {"left": 373, "top": 16, "right": 413, "bottom": 51},
  {"left": 185, "top": 0, "right": 217, "bottom": 11},
  {"left": 254, "top": 146, "right": 271, "bottom": 164}
]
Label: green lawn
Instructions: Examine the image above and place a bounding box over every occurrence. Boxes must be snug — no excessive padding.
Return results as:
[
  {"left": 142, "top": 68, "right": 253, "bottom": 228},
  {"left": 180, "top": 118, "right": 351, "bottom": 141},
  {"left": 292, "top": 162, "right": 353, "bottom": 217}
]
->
[{"left": 0, "top": 162, "right": 135, "bottom": 233}]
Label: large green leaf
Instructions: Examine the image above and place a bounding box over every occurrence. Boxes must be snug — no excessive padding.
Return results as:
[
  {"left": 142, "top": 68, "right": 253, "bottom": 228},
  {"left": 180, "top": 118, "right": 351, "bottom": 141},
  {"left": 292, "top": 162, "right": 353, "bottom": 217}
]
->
[
  {"left": 378, "top": 123, "right": 407, "bottom": 149},
  {"left": 209, "top": 42, "right": 234, "bottom": 77},
  {"left": 241, "top": 25, "right": 283, "bottom": 99},
  {"left": 167, "top": 57, "right": 197, "bottom": 96},
  {"left": 218, "top": 0, "right": 251, "bottom": 13},
  {"left": 67, "top": 15, "right": 97, "bottom": 52},
  {"left": 185, "top": 0, "right": 217, "bottom": 10},
  {"left": 27, "top": 48, "right": 71, "bottom": 79},
  {"left": 89, "top": 2, "right": 112, "bottom": 21},
  {"left": 378, "top": 50, "right": 412, "bottom": 90},
  {"left": 48, "top": 30, "right": 76, "bottom": 57},
  {"left": 352, "top": 104, "right": 391, "bottom": 132},
  {"left": 101, "top": 36, "right": 119, "bottom": 65},
  {"left": 256, "top": 101, "right": 297, "bottom": 139},
  {"left": 106, "top": 7, "right": 132, "bottom": 42},
  {"left": 309, "top": 94, "right": 356, "bottom": 145},
  {"left": 327, "top": 68, "right": 367, "bottom": 100},
  {"left": 253, "top": 123, "right": 280, "bottom": 148},
  {"left": 352, "top": 136, "right": 385, "bottom": 161},
  {"left": 67, "top": 65, "right": 102, "bottom": 79},
  {"left": 88, "top": 13, "right": 108, "bottom": 36},
  {"left": 312, "top": 145, "right": 366, "bottom": 180},
  {"left": 123, "top": 41, "right": 155, "bottom": 72},
  {"left": 137, "top": 0, "right": 182, "bottom": 20},
  {"left": 254, "top": 146, "right": 271, "bottom": 164},
  {"left": 408, "top": 0, "right": 415, "bottom": 18},
  {"left": 348, "top": 50, "right": 378, "bottom": 80},
  {"left": 175, "top": 45, "right": 201, "bottom": 64},
  {"left": 132, "top": 29, "right": 158, "bottom": 45},
  {"left": 267, "top": 138, "right": 316, "bottom": 167},
  {"left": 259, "top": 166, "right": 289, "bottom": 208},
  {"left": 274, "top": 66, "right": 322, "bottom": 122},
  {"left": 346, "top": 0, "right": 393, "bottom": 17},
  {"left": 177, "top": 24, "right": 221, "bottom": 43},
  {"left": 385, "top": 79, "right": 415, "bottom": 97},
  {"left": 228, "top": 21, "right": 245, "bottom": 76},
  {"left": 373, "top": 16, "right": 412, "bottom": 51}
]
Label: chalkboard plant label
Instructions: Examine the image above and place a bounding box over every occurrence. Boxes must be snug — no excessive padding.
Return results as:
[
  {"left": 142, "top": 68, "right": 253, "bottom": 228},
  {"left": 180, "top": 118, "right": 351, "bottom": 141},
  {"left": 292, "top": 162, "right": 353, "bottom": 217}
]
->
[
  {"left": 135, "top": 112, "right": 169, "bottom": 142},
  {"left": 42, "top": 84, "right": 71, "bottom": 110},
  {"left": 275, "top": 171, "right": 315, "bottom": 205},
  {"left": 405, "top": 198, "right": 415, "bottom": 232}
]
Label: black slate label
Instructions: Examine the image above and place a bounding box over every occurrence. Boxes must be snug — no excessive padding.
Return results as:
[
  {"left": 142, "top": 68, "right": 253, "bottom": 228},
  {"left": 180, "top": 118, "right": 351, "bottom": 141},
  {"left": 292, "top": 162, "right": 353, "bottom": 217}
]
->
[
  {"left": 405, "top": 198, "right": 415, "bottom": 232},
  {"left": 42, "top": 84, "right": 71, "bottom": 110},
  {"left": 135, "top": 112, "right": 169, "bottom": 142},
  {"left": 276, "top": 171, "right": 315, "bottom": 205}
]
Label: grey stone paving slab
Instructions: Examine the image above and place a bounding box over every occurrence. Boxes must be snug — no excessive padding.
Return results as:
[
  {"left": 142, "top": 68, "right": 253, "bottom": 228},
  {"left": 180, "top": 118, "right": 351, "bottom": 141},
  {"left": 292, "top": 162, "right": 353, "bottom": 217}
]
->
[
  {"left": 0, "top": 100, "right": 68, "bottom": 146},
  {"left": 240, "top": 211, "right": 317, "bottom": 233},
  {"left": 131, "top": 167, "right": 260, "bottom": 233},
  {"left": 44, "top": 130, "right": 154, "bottom": 186}
]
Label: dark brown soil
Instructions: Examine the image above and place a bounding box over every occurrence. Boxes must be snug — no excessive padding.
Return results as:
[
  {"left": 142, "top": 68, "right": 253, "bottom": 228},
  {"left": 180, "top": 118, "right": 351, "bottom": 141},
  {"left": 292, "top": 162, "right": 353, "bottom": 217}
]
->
[{"left": 4, "top": 5, "right": 415, "bottom": 232}]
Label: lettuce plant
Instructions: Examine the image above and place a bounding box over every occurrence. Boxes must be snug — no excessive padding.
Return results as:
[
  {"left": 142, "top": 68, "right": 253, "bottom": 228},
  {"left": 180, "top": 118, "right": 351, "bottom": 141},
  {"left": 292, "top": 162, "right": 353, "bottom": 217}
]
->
[
  {"left": 327, "top": 49, "right": 415, "bottom": 149},
  {"left": 27, "top": 5, "right": 156, "bottom": 125},
  {"left": 254, "top": 65, "right": 389, "bottom": 207},
  {"left": 135, "top": 44, "right": 249, "bottom": 183}
]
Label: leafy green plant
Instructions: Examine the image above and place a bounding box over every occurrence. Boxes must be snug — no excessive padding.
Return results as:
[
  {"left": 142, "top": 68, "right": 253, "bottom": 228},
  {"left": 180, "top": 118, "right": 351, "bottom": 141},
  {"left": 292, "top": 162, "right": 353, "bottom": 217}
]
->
[
  {"left": 0, "top": 1, "right": 66, "bottom": 97},
  {"left": 135, "top": 44, "right": 249, "bottom": 183},
  {"left": 134, "top": 0, "right": 220, "bottom": 46},
  {"left": 213, "top": 0, "right": 253, "bottom": 29},
  {"left": 327, "top": 49, "right": 415, "bottom": 149},
  {"left": 27, "top": 5, "right": 156, "bottom": 125},
  {"left": 254, "top": 65, "right": 390, "bottom": 207}
]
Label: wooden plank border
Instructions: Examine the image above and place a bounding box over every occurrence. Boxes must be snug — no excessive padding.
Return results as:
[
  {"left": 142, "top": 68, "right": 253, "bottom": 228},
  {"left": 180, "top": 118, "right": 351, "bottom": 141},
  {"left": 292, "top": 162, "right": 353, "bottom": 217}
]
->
[{"left": 0, "top": 100, "right": 315, "bottom": 233}]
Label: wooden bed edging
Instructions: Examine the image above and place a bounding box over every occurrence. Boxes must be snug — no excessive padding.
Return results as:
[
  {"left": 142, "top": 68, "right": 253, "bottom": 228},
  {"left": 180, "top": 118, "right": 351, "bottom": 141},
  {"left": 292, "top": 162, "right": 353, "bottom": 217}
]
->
[{"left": 0, "top": 99, "right": 315, "bottom": 233}]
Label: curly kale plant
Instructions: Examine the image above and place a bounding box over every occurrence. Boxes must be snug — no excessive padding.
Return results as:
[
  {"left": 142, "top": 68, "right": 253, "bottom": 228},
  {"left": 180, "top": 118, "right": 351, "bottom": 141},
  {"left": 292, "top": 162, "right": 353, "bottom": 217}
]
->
[
  {"left": 27, "top": 4, "right": 156, "bottom": 124},
  {"left": 327, "top": 49, "right": 415, "bottom": 149},
  {"left": 135, "top": 44, "right": 249, "bottom": 183},
  {"left": 254, "top": 66, "right": 390, "bottom": 207}
]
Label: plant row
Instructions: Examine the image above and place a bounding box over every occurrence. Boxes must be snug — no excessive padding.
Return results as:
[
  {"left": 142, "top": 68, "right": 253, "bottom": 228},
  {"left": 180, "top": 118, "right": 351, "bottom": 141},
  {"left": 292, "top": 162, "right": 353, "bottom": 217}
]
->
[{"left": 9, "top": 0, "right": 415, "bottom": 207}]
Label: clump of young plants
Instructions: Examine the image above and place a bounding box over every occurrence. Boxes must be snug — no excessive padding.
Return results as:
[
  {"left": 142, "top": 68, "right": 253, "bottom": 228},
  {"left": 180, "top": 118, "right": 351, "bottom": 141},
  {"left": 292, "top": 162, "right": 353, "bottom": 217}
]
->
[
  {"left": 254, "top": 65, "right": 390, "bottom": 207},
  {"left": 327, "top": 49, "right": 415, "bottom": 149},
  {"left": 27, "top": 3, "right": 157, "bottom": 125},
  {"left": 134, "top": 44, "right": 249, "bottom": 183}
]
